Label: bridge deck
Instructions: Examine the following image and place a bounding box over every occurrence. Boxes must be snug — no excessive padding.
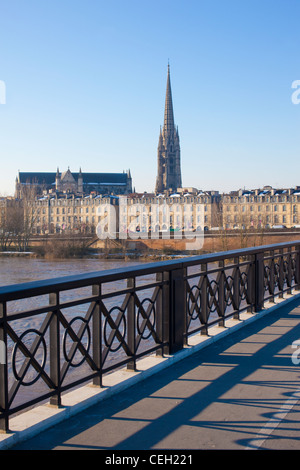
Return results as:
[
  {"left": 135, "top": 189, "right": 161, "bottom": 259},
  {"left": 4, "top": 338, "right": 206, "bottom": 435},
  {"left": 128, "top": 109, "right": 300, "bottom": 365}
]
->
[{"left": 8, "top": 296, "right": 300, "bottom": 451}]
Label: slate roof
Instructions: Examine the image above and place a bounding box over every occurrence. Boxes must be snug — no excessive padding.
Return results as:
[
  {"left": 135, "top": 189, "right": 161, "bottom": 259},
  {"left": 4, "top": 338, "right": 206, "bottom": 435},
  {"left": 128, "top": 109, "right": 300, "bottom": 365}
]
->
[
  {"left": 79, "top": 173, "right": 128, "bottom": 184},
  {"left": 18, "top": 172, "right": 56, "bottom": 185},
  {"left": 18, "top": 172, "right": 128, "bottom": 185}
]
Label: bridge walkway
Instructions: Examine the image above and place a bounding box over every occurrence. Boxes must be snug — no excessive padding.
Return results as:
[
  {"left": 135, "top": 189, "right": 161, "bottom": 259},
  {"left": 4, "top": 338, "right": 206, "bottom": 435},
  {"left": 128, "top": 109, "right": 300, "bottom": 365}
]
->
[{"left": 9, "top": 298, "right": 300, "bottom": 451}]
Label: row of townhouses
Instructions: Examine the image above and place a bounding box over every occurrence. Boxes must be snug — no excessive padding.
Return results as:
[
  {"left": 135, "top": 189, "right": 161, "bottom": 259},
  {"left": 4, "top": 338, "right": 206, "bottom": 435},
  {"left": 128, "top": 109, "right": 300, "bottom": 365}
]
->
[{"left": 2, "top": 185, "right": 300, "bottom": 236}]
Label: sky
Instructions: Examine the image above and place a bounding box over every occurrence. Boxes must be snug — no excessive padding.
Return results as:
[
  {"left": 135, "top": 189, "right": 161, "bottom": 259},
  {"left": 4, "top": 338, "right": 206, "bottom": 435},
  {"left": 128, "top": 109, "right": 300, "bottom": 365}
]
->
[{"left": 0, "top": 0, "right": 300, "bottom": 196}]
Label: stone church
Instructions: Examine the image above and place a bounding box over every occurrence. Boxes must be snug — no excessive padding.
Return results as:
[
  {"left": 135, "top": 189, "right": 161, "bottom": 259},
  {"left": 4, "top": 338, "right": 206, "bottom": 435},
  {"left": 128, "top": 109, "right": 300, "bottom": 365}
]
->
[{"left": 15, "top": 167, "right": 132, "bottom": 198}]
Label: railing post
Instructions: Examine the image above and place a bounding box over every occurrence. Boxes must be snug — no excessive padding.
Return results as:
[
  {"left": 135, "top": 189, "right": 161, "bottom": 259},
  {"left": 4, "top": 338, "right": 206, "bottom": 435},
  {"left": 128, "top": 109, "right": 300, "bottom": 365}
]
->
[
  {"left": 169, "top": 268, "right": 185, "bottom": 353},
  {"left": 0, "top": 301, "right": 8, "bottom": 433},
  {"left": 233, "top": 257, "right": 240, "bottom": 319},
  {"left": 278, "top": 248, "right": 284, "bottom": 298},
  {"left": 254, "top": 252, "right": 265, "bottom": 312},
  {"left": 183, "top": 267, "right": 188, "bottom": 345},
  {"left": 218, "top": 260, "right": 225, "bottom": 327},
  {"left": 246, "top": 255, "right": 254, "bottom": 313},
  {"left": 155, "top": 272, "right": 163, "bottom": 356},
  {"left": 269, "top": 250, "right": 275, "bottom": 302},
  {"left": 92, "top": 284, "right": 102, "bottom": 387},
  {"left": 156, "top": 271, "right": 170, "bottom": 355},
  {"left": 296, "top": 245, "right": 300, "bottom": 291},
  {"left": 287, "top": 251, "right": 292, "bottom": 294},
  {"left": 49, "top": 292, "right": 61, "bottom": 407},
  {"left": 127, "top": 277, "right": 136, "bottom": 371},
  {"left": 200, "top": 263, "right": 208, "bottom": 335}
]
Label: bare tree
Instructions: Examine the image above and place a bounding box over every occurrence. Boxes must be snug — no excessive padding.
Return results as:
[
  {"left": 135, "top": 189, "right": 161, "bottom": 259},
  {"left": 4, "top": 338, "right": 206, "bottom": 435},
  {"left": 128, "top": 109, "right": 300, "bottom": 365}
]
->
[
  {"left": 212, "top": 201, "right": 229, "bottom": 251},
  {"left": 0, "top": 186, "right": 36, "bottom": 252},
  {"left": 0, "top": 199, "right": 16, "bottom": 250}
]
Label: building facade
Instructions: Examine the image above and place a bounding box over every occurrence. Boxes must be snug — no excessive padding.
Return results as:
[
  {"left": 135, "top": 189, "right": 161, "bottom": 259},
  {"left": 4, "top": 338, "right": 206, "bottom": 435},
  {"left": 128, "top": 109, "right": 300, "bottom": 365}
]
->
[
  {"left": 28, "top": 188, "right": 220, "bottom": 235},
  {"left": 7, "top": 185, "right": 300, "bottom": 236},
  {"left": 155, "top": 65, "right": 182, "bottom": 193},
  {"left": 120, "top": 190, "right": 220, "bottom": 235},
  {"left": 222, "top": 186, "right": 300, "bottom": 229}
]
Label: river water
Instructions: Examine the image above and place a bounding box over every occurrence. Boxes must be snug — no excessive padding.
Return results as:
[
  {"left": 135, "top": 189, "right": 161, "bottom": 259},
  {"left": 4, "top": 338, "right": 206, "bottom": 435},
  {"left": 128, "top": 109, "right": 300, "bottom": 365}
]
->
[{"left": 0, "top": 256, "right": 144, "bottom": 287}]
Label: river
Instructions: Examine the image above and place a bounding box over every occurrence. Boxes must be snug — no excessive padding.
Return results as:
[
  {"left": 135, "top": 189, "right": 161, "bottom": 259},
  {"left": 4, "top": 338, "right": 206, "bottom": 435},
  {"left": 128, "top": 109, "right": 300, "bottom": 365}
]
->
[{"left": 0, "top": 255, "right": 144, "bottom": 287}]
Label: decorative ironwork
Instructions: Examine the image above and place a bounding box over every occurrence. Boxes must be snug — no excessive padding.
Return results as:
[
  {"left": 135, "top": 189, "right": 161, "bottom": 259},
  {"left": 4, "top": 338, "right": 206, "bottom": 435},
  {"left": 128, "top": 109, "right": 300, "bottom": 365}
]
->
[
  {"left": 0, "top": 241, "right": 299, "bottom": 432},
  {"left": 63, "top": 317, "right": 91, "bottom": 367},
  {"left": 12, "top": 329, "right": 47, "bottom": 387},
  {"left": 103, "top": 305, "right": 127, "bottom": 353},
  {"left": 187, "top": 284, "right": 201, "bottom": 320},
  {"left": 137, "top": 297, "right": 156, "bottom": 340},
  {"left": 225, "top": 275, "right": 234, "bottom": 307}
]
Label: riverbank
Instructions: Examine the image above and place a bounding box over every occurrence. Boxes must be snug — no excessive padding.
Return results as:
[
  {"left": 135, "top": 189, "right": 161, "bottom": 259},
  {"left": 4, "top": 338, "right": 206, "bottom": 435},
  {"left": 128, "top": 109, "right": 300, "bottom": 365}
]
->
[
  {"left": 0, "top": 251, "right": 35, "bottom": 256},
  {"left": 0, "top": 249, "right": 189, "bottom": 262},
  {"left": 2, "top": 229, "right": 300, "bottom": 262}
]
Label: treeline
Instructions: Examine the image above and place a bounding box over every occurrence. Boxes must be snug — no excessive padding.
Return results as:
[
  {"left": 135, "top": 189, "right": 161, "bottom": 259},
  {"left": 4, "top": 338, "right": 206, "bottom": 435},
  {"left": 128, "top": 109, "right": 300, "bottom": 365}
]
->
[
  {"left": 34, "top": 235, "right": 91, "bottom": 259},
  {"left": 0, "top": 201, "right": 34, "bottom": 252}
]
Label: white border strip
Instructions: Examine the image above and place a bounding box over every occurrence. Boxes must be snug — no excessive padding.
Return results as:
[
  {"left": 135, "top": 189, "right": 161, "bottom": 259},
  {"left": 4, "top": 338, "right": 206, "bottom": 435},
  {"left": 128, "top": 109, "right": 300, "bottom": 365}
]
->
[{"left": 245, "top": 390, "right": 300, "bottom": 450}]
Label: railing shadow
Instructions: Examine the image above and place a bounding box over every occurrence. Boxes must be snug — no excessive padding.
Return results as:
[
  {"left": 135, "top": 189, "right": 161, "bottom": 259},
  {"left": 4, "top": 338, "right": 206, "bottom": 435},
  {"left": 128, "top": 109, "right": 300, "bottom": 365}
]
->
[{"left": 12, "top": 296, "right": 300, "bottom": 450}]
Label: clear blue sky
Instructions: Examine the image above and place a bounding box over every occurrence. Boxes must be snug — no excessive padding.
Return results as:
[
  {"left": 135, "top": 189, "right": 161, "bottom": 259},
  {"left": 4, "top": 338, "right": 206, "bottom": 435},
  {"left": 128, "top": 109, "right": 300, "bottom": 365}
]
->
[{"left": 0, "top": 0, "right": 300, "bottom": 196}]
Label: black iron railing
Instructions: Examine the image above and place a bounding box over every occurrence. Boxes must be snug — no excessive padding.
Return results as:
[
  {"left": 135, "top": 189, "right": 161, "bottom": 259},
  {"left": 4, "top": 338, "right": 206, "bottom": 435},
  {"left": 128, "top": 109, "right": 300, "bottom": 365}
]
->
[{"left": 0, "top": 241, "right": 300, "bottom": 432}]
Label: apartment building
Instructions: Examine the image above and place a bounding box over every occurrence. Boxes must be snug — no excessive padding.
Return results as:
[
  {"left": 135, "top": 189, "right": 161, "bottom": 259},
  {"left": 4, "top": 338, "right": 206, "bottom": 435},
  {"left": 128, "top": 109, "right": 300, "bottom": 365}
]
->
[{"left": 222, "top": 186, "right": 300, "bottom": 229}]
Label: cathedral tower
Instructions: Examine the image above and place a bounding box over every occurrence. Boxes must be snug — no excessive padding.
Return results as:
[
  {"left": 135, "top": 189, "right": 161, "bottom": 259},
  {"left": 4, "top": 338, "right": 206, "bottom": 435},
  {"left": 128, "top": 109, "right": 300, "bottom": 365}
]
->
[{"left": 155, "top": 64, "right": 182, "bottom": 193}]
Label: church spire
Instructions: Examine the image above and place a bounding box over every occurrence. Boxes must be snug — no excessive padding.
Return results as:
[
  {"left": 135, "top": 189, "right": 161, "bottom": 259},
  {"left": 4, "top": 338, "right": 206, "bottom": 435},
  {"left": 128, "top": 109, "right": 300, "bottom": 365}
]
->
[
  {"left": 155, "top": 63, "right": 182, "bottom": 194},
  {"left": 163, "top": 63, "right": 175, "bottom": 138}
]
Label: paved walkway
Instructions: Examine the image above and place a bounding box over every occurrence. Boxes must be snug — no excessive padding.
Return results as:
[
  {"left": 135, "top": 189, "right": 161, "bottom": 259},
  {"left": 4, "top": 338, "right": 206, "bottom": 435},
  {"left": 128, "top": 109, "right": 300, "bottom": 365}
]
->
[{"left": 11, "top": 299, "right": 300, "bottom": 451}]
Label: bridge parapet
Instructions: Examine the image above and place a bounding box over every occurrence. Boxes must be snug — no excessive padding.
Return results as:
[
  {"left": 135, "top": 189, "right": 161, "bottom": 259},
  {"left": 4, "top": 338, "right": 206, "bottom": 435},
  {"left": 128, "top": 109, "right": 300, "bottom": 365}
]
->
[{"left": 0, "top": 241, "right": 299, "bottom": 432}]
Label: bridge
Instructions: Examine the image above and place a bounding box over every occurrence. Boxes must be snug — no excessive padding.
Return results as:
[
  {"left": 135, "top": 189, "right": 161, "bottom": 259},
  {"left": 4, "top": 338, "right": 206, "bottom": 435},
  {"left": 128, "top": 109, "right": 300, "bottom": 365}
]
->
[{"left": 1, "top": 241, "right": 300, "bottom": 451}]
